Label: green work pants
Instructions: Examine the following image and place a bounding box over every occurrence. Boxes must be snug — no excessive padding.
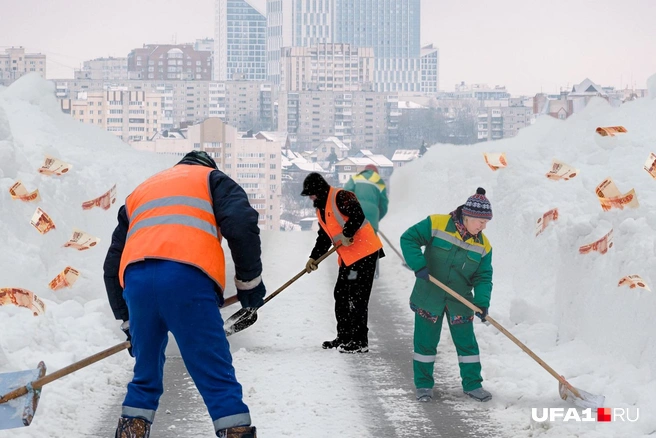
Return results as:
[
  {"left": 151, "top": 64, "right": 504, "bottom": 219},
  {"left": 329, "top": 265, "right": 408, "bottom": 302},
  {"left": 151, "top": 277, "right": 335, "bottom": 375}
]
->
[{"left": 413, "top": 311, "right": 482, "bottom": 392}]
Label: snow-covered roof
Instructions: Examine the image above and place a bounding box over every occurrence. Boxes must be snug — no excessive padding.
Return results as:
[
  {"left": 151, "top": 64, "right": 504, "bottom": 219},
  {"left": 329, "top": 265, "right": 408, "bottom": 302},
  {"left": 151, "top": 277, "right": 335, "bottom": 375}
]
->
[
  {"left": 570, "top": 78, "right": 606, "bottom": 96},
  {"left": 319, "top": 137, "right": 349, "bottom": 151},
  {"left": 398, "top": 100, "right": 427, "bottom": 109},
  {"left": 392, "top": 149, "right": 420, "bottom": 162},
  {"left": 256, "top": 131, "right": 288, "bottom": 143},
  {"left": 290, "top": 161, "right": 326, "bottom": 172},
  {"left": 336, "top": 156, "right": 392, "bottom": 168}
]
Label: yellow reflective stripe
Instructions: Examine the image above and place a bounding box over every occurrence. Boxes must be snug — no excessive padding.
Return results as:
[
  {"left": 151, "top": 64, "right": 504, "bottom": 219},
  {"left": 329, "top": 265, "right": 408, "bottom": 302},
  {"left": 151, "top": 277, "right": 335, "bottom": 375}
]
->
[
  {"left": 353, "top": 173, "right": 385, "bottom": 191},
  {"left": 413, "top": 352, "right": 436, "bottom": 363},
  {"left": 431, "top": 229, "right": 487, "bottom": 255},
  {"left": 127, "top": 214, "right": 218, "bottom": 240},
  {"left": 129, "top": 195, "right": 213, "bottom": 222}
]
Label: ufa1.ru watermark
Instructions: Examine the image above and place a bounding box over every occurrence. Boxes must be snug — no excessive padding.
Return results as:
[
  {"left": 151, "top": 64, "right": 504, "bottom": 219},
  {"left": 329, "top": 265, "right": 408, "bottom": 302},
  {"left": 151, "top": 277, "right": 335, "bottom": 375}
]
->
[{"left": 532, "top": 408, "right": 639, "bottom": 422}]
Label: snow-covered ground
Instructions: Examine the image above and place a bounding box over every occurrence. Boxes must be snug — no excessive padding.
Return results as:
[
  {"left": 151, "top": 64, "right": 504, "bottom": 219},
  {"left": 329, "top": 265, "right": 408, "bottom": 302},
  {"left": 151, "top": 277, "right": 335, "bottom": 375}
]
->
[{"left": 0, "top": 73, "right": 655, "bottom": 437}]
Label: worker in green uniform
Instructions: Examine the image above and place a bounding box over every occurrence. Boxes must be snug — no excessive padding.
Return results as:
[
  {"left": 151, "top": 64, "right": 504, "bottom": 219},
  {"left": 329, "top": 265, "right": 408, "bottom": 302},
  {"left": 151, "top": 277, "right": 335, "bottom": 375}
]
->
[
  {"left": 400, "top": 188, "right": 493, "bottom": 403},
  {"left": 344, "top": 164, "right": 388, "bottom": 278}
]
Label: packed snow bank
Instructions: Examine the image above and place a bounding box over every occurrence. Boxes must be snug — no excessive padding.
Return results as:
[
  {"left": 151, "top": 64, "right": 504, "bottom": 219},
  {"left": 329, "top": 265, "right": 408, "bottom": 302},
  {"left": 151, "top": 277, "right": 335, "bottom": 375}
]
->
[
  {"left": 0, "top": 74, "right": 178, "bottom": 437},
  {"left": 385, "top": 87, "right": 656, "bottom": 436},
  {"left": 0, "top": 74, "right": 368, "bottom": 438}
]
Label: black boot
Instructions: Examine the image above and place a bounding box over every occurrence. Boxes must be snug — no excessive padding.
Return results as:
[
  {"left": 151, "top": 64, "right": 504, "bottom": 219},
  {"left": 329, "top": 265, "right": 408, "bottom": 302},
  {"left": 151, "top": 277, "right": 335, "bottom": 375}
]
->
[
  {"left": 217, "top": 425, "right": 257, "bottom": 438},
  {"left": 322, "top": 337, "right": 347, "bottom": 349},
  {"left": 115, "top": 417, "right": 151, "bottom": 438},
  {"left": 338, "top": 340, "right": 369, "bottom": 353}
]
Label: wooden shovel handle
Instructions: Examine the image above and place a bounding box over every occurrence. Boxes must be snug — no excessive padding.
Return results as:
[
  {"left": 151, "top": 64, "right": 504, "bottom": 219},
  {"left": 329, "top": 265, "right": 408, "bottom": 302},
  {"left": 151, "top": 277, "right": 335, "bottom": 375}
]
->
[
  {"left": 261, "top": 244, "right": 340, "bottom": 306},
  {"left": 222, "top": 244, "right": 341, "bottom": 308},
  {"left": 0, "top": 341, "right": 131, "bottom": 404},
  {"left": 427, "top": 275, "right": 582, "bottom": 399}
]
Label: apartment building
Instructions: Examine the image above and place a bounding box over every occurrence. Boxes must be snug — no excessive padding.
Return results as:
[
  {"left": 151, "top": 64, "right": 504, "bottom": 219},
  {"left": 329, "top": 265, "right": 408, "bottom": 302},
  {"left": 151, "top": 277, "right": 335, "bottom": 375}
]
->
[
  {"left": 74, "top": 57, "right": 128, "bottom": 81},
  {"left": 477, "top": 105, "right": 532, "bottom": 142},
  {"left": 60, "top": 90, "right": 162, "bottom": 143},
  {"left": 0, "top": 47, "right": 46, "bottom": 86},
  {"left": 279, "top": 90, "right": 392, "bottom": 151},
  {"left": 54, "top": 79, "right": 275, "bottom": 131},
  {"left": 420, "top": 44, "right": 439, "bottom": 93},
  {"left": 133, "top": 118, "right": 283, "bottom": 230},
  {"left": 280, "top": 44, "right": 374, "bottom": 92},
  {"left": 215, "top": 0, "right": 267, "bottom": 81},
  {"left": 128, "top": 44, "right": 212, "bottom": 81}
]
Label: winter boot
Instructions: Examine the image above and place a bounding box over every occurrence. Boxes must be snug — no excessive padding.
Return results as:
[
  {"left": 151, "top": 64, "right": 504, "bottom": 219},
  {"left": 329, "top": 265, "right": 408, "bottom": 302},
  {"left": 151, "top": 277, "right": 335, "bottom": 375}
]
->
[
  {"left": 322, "top": 337, "right": 346, "bottom": 349},
  {"left": 464, "top": 387, "right": 492, "bottom": 402},
  {"left": 416, "top": 388, "right": 433, "bottom": 402},
  {"left": 338, "top": 340, "right": 369, "bottom": 353},
  {"left": 216, "top": 425, "right": 257, "bottom": 438},
  {"left": 115, "top": 417, "right": 151, "bottom": 438}
]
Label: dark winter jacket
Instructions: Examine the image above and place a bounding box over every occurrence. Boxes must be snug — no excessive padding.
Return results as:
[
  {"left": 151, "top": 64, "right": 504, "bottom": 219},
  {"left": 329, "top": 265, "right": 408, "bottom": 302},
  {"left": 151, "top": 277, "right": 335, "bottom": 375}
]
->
[{"left": 103, "top": 164, "right": 262, "bottom": 321}]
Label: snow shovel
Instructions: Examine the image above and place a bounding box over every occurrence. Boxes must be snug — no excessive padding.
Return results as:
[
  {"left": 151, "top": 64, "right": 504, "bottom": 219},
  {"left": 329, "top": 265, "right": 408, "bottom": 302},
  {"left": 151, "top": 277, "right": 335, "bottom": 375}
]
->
[
  {"left": 0, "top": 341, "right": 130, "bottom": 430},
  {"left": 427, "top": 275, "right": 605, "bottom": 409},
  {"left": 378, "top": 230, "right": 411, "bottom": 270},
  {"left": 224, "top": 244, "right": 340, "bottom": 336}
]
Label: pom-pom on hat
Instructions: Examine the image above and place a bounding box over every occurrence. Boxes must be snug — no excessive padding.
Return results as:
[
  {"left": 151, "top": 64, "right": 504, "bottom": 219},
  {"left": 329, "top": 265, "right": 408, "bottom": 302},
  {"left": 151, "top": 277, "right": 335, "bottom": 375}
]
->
[{"left": 462, "top": 187, "right": 492, "bottom": 220}]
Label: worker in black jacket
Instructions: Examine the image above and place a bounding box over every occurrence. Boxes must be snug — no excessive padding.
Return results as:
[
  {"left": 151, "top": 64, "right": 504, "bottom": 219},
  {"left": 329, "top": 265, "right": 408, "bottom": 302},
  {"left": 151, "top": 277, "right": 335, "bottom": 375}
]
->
[{"left": 301, "top": 172, "right": 384, "bottom": 353}]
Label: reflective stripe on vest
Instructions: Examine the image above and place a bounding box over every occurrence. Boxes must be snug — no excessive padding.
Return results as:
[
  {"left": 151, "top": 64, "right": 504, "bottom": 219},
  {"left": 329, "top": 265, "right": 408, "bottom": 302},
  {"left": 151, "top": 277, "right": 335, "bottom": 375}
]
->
[
  {"left": 316, "top": 187, "right": 382, "bottom": 266},
  {"left": 119, "top": 165, "right": 226, "bottom": 290},
  {"left": 429, "top": 214, "right": 491, "bottom": 256},
  {"left": 352, "top": 173, "right": 385, "bottom": 192}
]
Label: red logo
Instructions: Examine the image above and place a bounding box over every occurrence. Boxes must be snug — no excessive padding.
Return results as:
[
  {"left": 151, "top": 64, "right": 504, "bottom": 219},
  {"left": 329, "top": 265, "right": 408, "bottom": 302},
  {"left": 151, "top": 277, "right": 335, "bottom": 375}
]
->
[{"left": 597, "top": 408, "right": 612, "bottom": 422}]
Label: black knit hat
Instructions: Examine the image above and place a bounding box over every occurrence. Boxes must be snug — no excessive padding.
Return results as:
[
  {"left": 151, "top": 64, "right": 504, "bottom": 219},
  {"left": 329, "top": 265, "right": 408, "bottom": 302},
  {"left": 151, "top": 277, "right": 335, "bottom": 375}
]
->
[
  {"left": 301, "top": 172, "right": 330, "bottom": 196},
  {"left": 461, "top": 187, "right": 492, "bottom": 220},
  {"left": 177, "top": 150, "right": 218, "bottom": 169}
]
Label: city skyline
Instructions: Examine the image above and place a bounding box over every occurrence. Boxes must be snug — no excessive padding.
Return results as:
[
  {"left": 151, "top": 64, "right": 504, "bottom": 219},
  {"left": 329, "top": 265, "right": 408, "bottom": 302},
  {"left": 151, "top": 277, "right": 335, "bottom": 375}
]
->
[{"left": 2, "top": 0, "right": 655, "bottom": 95}]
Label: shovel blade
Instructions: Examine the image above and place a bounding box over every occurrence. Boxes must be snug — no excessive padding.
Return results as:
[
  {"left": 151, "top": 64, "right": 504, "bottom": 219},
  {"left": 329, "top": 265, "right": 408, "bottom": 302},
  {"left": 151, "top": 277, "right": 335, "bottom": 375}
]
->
[
  {"left": 0, "top": 361, "right": 46, "bottom": 430},
  {"left": 559, "top": 381, "right": 605, "bottom": 409},
  {"left": 224, "top": 307, "right": 259, "bottom": 336}
]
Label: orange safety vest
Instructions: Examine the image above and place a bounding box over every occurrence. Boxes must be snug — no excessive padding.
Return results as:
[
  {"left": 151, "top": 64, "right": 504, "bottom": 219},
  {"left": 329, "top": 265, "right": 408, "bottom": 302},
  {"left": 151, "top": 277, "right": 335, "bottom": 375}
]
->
[
  {"left": 316, "top": 187, "right": 383, "bottom": 266},
  {"left": 118, "top": 164, "right": 226, "bottom": 291}
]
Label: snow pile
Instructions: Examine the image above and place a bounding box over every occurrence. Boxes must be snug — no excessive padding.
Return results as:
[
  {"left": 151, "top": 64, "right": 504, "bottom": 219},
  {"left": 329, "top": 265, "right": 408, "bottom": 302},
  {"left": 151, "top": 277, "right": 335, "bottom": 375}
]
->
[
  {"left": 386, "top": 91, "right": 656, "bottom": 436},
  {"left": 0, "top": 74, "right": 177, "bottom": 436}
]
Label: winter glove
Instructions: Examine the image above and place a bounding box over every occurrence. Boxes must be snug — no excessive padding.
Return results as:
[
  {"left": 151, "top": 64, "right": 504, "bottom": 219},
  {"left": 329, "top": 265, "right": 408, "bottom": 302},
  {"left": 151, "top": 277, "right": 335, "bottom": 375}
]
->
[
  {"left": 415, "top": 266, "right": 429, "bottom": 281},
  {"left": 235, "top": 277, "right": 266, "bottom": 308},
  {"left": 120, "top": 320, "right": 134, "bottom": 357},
  {"left": 305, "top": 258, "right": 318, "bottom": 273},
  {"left": 335, "top": 233, "right": 354, "bottom": 247},
  {"left": 475, "top": 307, "right": 488, "bottom": 322}
]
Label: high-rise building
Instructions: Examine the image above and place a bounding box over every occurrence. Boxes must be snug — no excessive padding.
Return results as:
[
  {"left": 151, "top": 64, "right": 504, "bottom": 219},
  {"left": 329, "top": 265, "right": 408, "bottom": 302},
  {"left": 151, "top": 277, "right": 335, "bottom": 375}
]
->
[
  {"left": 267, "top": 0, "right": 427, "bottom": 92},
  {"left": 215, "top": 0, "right": 268, "bottom": 81},
  {"left": 333, "top": 0, "right": 421, "bottom": 92},
  {"left": 280, "top": 43, "right": 374, "bottom": 92},
  {"left": 0, "top": 47, "right": 46, "bottom": 86},
  {"left": 420, "top": 44, "right": 439, "bottom": 93}
]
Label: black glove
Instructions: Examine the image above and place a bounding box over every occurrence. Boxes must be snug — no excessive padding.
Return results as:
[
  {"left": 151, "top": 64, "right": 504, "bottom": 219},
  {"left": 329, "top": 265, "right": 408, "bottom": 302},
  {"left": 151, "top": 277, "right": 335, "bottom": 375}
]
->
[
  {"left": 120, "top": 321, "right": 134, "bottom": 357},
  {"left": 475, "top": 307, "right": 488, "bottom": 322},
  {"left": 237, "top": 280, "right": 266, "bottom": 308},
  {"left": 415, "top": 266, "right": 429, "bottom": 281}
]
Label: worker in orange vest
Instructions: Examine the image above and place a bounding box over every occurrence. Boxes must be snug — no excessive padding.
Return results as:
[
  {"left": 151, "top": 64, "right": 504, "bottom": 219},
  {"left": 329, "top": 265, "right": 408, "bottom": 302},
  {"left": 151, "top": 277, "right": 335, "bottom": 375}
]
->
[
  {"left": 104, "top": 151, "right": 261, "bottom": 438},
  {"left": 300, "top": 172, "right": 383, "bottom": 353}
]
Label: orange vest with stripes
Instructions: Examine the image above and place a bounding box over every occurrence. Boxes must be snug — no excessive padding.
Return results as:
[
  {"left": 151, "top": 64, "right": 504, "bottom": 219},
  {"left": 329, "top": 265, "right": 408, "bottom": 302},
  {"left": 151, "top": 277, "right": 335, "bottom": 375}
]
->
[
  {"left": 118, "top": 164, "right": 226, "bottom": 290},
  {"left": 316, "top": 187, "right": 383, "bottom": 266}
]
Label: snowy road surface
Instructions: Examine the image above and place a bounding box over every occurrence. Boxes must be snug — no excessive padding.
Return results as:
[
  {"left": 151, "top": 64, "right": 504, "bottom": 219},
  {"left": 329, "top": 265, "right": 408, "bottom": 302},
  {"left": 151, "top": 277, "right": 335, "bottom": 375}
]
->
[{"left": 93, "top": 237, "right": 503, "bottom": 437}]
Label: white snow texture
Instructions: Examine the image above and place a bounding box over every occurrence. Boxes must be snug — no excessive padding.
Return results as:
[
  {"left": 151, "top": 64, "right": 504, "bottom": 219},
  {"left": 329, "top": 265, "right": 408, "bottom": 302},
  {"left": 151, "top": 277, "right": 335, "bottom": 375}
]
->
[{"left": 1, "top": 73, "right": 656, "bottom": 437}]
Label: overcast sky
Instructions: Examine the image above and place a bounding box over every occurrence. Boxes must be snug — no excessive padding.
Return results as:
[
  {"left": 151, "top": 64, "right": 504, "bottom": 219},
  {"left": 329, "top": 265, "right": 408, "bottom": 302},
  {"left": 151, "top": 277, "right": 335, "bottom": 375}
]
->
[{"left": 2, "top": 0, "right": 654, "bottom": 95}]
